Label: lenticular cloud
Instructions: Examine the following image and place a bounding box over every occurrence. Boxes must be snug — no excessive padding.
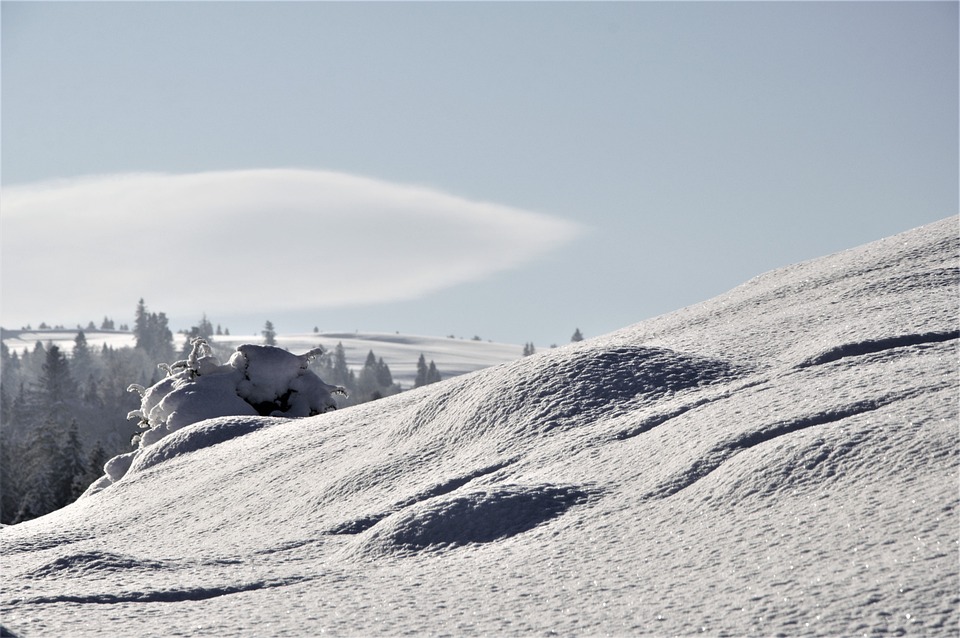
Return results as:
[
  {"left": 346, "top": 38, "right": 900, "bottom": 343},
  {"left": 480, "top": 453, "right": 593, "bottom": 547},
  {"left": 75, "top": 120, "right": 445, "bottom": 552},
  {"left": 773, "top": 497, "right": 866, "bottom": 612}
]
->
[{"left": 0, "top": 169, "right": 581, "bottom": 325}]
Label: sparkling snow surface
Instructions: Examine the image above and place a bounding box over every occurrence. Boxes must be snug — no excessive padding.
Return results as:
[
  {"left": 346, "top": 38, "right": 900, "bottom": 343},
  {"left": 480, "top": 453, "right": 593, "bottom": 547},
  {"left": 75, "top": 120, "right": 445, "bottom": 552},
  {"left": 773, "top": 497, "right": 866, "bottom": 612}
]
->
[{"left": 2, "top": 218, "right": 957, "bottom": 637}]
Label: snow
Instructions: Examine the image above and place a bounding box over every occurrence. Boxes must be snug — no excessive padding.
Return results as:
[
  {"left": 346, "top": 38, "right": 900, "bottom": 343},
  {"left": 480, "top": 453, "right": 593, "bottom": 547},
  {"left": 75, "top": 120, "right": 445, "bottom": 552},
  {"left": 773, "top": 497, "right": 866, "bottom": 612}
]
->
[
  {"left": 110, "top": 341, "right": 343, "bottom": 489},
  {"left": 1, "top": 330, "right": 524, "bottom": 388},
  {"left": 1, "top": 329, "right": 135, "bottom": 355},
  {"left": 2, "top": 217, "right": 957, "bottom": 637}
]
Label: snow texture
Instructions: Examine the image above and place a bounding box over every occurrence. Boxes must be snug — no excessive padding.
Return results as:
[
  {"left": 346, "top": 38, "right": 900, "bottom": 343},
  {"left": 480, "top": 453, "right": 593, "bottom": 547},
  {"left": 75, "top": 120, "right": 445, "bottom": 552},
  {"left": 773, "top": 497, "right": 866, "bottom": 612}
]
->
[{"left": 1, "top": 217, "right": 957, "bottom": 637}]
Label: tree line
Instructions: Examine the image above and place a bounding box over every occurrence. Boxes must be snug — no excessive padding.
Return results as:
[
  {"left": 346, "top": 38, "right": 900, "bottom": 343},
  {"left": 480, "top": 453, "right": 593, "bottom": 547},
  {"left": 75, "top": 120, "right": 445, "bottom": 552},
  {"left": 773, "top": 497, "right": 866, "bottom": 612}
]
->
[
  {"left": 0, "top": 301, "right": 446, "bottom": 524},
  {"left": 1, "top": 336, "right": 145, "bottom": 523}
]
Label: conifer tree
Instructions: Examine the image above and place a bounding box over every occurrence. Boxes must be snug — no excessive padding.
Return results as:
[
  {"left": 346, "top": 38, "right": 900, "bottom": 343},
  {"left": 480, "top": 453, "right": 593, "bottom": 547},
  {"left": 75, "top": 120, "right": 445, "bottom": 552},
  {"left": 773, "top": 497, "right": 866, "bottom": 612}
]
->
[
  {"left": 181, "top": 315, "right": 217, "bottom": 356},
  {"left": 83, "top": 374, "right": 103, "bottom": 409},
  {"left": 571, "top": 328, "right": 584, "bottom": 342},
  {"left": 262, "top": 321, "right": 277, "bottom": 346},
  {"left": 0, "top": 383, "right": 10, "bottom": 428},
  {"left": 134, "top": 298, "right": 149, "bottom": 347},
  {"left": 23, "top": 341, "right": 47, "bottom": 380},
  {"left": 134, "top": 300, "right": 174, "bottom": 361},
  {"left": 36, "top": 345, "right": 78, "bottom": 422},
  {"left": 72, "top": 331, "right": 94, "bottom": 382},
  {"left": 0, "top": 433, "right": 21, "bottom": 523},
  {"left": 332, "top": 342, "right": 350, "bottom": 383},
  {"left": 198, "top": 314, "right": 214, "bottom": 340},
  {"left": 375, "top": 357, "right": 394, "bottom": 389},
  {"left": 357, "top": 350, "right": 381, "bottom": 401},
  {"left": 0, "top": 343, "right": 18, "bottom": 422},
  {"left": 427, "top": 361, "right": 441, "bottom": 385},
  {"left": 329, "top": 343, "right": 356, "bottom": 396},
  {"left": 87, "top": 441, "right": 108, "bottom": 485},
  {"left": 414, "top": 354, "right": 429, "bottom": 388},
  {"left": 20, "top": 419, "right": 63, "bottom": 520},
  {"left": 58, "top": 421, "right": 88, "bottom": 504}
]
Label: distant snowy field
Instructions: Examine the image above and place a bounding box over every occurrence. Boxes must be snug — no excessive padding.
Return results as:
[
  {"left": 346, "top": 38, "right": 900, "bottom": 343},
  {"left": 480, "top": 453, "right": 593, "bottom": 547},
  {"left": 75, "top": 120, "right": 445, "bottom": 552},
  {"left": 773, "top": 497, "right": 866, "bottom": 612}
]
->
[
  {"left": 1, "top": 217, "right": 957, "bottom": 637},
  {"left": 1, "top": 330, "right": 524, "bottom": 388}
]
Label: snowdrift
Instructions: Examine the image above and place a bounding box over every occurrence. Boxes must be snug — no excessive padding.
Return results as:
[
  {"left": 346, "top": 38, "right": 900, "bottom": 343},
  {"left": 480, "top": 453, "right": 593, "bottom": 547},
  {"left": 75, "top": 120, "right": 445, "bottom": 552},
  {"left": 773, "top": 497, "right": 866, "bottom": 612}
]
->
[{"left": 2, "top": 217, "right": 957, "bottom": 637}]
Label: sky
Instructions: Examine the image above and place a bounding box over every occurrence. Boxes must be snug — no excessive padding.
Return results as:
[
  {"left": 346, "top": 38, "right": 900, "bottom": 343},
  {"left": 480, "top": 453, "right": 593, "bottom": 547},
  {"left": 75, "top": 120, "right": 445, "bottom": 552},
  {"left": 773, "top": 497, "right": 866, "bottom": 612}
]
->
[{"left": 1, "top": 1, "right": 957, "bottom": 346}]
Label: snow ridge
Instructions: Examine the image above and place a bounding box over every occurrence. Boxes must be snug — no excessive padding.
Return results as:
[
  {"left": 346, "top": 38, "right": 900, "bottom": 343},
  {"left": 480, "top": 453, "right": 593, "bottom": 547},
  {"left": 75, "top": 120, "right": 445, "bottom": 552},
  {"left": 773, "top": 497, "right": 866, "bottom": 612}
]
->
[{"left": 797, "top": 329, "right": 959, "bottom": 368}]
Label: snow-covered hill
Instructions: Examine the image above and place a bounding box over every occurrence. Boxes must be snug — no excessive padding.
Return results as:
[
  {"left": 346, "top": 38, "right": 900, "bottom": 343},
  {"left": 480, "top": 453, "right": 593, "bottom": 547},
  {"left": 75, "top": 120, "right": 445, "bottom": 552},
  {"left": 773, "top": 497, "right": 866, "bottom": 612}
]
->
[
  {"left": 1, "top": 330, "right": 524, "bottom": 388},
  {"left": 2, "top": 217, "right": 957, "bottom": 637}
]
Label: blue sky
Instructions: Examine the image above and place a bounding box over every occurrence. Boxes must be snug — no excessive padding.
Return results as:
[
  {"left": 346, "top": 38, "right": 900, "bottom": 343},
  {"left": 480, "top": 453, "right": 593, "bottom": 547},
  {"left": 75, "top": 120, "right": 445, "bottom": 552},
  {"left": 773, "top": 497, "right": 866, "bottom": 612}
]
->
[{"left": 2, "top": 1, "right": 957, "bottom": 346}]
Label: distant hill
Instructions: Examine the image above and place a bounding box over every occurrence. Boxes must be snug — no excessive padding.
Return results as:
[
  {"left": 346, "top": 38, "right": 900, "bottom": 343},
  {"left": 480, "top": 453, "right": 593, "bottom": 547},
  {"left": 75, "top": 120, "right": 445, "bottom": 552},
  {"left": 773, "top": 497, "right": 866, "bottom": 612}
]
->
[{"left": 0, "top": 329, "right": 524, "bottom": 388}]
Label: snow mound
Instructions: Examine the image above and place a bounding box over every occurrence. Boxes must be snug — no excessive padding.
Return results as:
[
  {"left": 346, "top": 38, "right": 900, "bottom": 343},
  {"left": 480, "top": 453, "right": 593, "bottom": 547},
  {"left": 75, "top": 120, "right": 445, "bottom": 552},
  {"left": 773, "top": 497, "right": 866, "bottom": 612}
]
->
[
  {"left": 23, "top": 550, "right": 168, "bottom": 579},
  {"left": 495, "top": 345, "right": 747, "bottom": 429},
  {"left": 127, "top": 415, "right": 284, "bottom": 476},
  {"left": 362, "top": 483, "right": 595, "bottom": 556}
]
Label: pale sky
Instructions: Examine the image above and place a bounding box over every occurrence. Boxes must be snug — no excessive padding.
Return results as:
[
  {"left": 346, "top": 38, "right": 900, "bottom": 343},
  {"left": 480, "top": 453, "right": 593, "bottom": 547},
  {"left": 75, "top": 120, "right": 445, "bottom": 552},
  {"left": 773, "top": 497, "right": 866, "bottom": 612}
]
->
[{"left": 1, "top": 1, "right": 957, "bottom": 346}]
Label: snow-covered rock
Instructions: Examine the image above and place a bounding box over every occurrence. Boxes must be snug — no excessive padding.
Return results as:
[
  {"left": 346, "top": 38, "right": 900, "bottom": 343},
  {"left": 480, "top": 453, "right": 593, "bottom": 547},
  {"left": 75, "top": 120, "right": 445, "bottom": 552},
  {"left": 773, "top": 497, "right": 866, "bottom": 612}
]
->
[
  {"left": 1, "top": 217, "right": 956, "bottom": 637},
  {"left": 86, "top": 341, "right": 346, "bottom": 494}
]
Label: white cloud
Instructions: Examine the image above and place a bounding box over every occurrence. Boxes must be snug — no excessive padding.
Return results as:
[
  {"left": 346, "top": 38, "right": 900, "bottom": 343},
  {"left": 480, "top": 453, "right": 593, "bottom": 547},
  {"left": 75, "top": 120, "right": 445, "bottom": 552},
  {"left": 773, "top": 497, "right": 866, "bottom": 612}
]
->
[{"left": 0, "top": 169, "right": 582, "bottom": 328}]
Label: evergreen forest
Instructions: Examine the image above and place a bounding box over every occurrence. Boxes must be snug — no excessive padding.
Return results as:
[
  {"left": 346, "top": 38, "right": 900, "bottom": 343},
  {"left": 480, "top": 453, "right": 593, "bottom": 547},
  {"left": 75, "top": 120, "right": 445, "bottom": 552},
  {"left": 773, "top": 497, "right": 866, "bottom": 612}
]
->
[{"left": 0, "top": 301, "right": 442, "bottom": 524}]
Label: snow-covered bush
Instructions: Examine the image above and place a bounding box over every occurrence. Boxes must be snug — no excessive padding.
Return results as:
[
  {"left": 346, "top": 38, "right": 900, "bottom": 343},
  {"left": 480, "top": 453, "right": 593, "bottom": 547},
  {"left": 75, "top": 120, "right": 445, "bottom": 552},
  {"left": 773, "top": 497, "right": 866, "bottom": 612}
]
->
[{"left": 127, "top": 339, "right": 346, "bottom": 448}]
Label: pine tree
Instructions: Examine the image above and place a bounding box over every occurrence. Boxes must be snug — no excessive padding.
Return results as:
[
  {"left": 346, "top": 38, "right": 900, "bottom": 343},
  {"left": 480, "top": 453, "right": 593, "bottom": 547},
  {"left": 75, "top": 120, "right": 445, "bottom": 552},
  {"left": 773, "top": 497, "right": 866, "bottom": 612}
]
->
[
  {"left": 58, "top": 420, "right": 87, "bottom": 504},
  {"left": 134, "top": 300, "right": 174, "bottom": 361},
  {"left": 357, "top": 350, "right": 381, "bottom": 401},
  {"left": 375, "top": 357, "right": 394, "bottom": 389},
  {"left": 10, "top": 382, "right": 30, "bottom": 428},
  {"left": 82, "top": 374, "right": 103, "bottom": 409},
  {"left": 72, "top": 331, "right": 94, "bottom": 382},
  {"left": 87, "top": 441, "right": 108, "bottom": 485},
  {"left": 0, "top": 343, "right": 19, "bottom": 423},
  {"left": 19, "top": 419, "right": 63, "bottom": 520},
  {"left": 0, "top": 432, "right": 22, "bottom": 523},
  {"left": 329, "top": 343, "right": 356, "bottom": 396},
  {"left": 571, "top": 328, "right": 584, "bottom": 342},
  {"left": 23, "top": 341, "right": 47, "bottom": 380},
  {"left": 36, "top": 345, "right": 78, "bottom": 423},
  {"left": 134, "top": 298, "right": 150, "bottom": 350},
  {"left": 262, "top": 321, "right": 277, "bottom": 346},
  {"left": 427, "top": 361, "right": 441, "bottom": 385},
  {"left": 0, "top": 383, "right": 10, "bottom": 428},
  {"left": 198, "top": 314, "right": 214, "bottom": 340},
  {"left": 414, "top": 354, "right": 429, "bottom": 388},
  {"left": 150, "top": 312, "right": 174, "bottom": 361}
]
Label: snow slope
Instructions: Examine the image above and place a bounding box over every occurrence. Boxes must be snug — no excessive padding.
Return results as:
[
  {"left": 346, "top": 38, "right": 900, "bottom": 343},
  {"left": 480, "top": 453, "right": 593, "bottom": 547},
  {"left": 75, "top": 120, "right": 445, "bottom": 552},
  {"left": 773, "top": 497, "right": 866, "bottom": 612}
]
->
[
  {"left": 1, "top": 330, "right": 524, "bottom": 388},
  {"left": 2, "top": 217, "right": 957, "bottom": 637}
]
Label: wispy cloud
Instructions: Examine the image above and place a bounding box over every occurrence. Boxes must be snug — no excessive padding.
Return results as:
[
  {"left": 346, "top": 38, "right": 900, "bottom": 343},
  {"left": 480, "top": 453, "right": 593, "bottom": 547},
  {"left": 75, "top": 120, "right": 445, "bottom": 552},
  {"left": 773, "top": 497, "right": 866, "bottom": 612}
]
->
[{"left": 1, "top": 169, "right": 582, "bottom": 328}]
